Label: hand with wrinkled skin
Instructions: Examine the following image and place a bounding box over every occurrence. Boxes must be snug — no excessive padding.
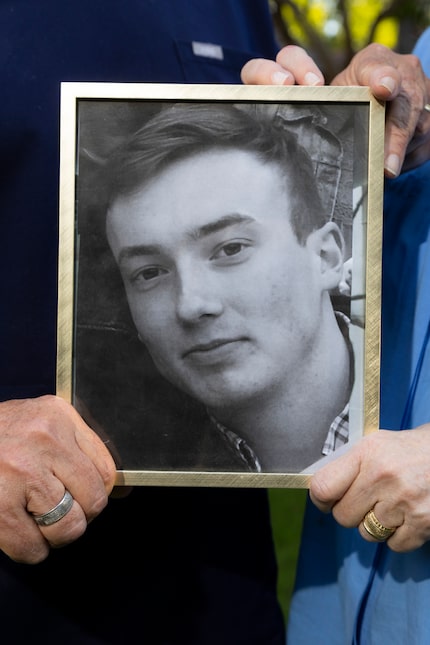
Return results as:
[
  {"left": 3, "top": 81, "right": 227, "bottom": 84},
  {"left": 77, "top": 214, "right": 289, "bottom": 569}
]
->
[
  {"left": 332, "top": 43, "right": 430, "bottom": 177},
  {"left": 0, "top": 395, "right": 116, "bottom": 563},
  {"left": 241, "top": 43, "right": 430, "bottom": 177},
  {"left": 309, "top": 426, "right": 430, "bottom": 552}
]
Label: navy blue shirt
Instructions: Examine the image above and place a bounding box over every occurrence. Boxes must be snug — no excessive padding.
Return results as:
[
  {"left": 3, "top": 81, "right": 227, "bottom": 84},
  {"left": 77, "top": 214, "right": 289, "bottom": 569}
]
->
[
  {"left": 1, "top": 0, "right": 278, "bottom": 400},
  {"left": 0, "top": 3, "right": 284, "bottom": 643}
]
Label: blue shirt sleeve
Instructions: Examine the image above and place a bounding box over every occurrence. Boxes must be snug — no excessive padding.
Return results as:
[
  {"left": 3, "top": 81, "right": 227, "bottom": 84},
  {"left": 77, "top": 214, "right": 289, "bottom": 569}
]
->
[{"left": 413, "top": 26, "right": 430, "bottom": 75}]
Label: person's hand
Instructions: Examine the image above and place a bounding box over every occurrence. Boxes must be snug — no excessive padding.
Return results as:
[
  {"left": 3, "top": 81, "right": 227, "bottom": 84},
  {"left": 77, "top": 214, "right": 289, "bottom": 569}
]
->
[
  {"left": 309, "top": 425, "right": 430, "bottom": 552},
  {"left": 331, "top": 43, "right": 430, "bottom": 177},
  {"left": 0, "top": 395, "right": 116, "bottom": 563},
  {"left": 241, "top": 43, "right": 430, "bottom": 177},
  {"left": 241, "top": 45, "right": 324, "bottom": 88}
]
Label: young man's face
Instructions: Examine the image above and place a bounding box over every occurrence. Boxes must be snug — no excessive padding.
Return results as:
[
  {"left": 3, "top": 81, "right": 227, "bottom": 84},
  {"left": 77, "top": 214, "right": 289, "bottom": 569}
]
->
[{"left": 106, "top": 148, "right": 342, "bottom": 411}]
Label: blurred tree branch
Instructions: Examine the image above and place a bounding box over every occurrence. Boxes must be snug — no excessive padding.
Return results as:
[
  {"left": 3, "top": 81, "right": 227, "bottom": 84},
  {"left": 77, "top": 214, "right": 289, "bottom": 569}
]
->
[{"left": 270, "top": 0, "right": 430, "bottom": 81}]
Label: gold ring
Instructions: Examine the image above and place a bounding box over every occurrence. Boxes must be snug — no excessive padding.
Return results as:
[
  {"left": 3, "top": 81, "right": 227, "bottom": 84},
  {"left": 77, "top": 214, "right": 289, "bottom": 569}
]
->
[
  {"left": 362, "top": 509, "right": 396, "bottom": 541},
  {"left": 424, "top": 103, "right": 430, "bottom": 113}
]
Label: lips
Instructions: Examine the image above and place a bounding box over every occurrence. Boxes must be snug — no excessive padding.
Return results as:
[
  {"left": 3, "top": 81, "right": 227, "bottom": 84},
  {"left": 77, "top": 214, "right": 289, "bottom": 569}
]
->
[{"left": 182, "top": 337, "right": 247, "bottom": 358}]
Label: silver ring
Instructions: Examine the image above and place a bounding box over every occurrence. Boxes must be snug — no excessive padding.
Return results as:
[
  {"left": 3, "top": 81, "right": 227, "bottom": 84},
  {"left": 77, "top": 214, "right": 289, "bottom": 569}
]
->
[
  {"left": 424, "top": 103, "right": 430, "bottom": 113},
  {"left": 33, "top": 490, "right": 74, "bottom": 527}
]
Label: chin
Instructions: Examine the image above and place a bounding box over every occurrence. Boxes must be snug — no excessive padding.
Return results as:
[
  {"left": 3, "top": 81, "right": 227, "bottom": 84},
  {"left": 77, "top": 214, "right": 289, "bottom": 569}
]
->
[{"left": 201, "top": 388, "right": 260, "bottom": 413}]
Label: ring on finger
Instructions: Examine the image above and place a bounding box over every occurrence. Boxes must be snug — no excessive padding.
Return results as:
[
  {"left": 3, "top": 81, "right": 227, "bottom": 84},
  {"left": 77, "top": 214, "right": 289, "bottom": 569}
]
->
[
  {"left": 32, "top": 490, "right": 74, "bottom": 527},
  {"left": 362, "top": 509, "right": 396, "bottom": 542}
]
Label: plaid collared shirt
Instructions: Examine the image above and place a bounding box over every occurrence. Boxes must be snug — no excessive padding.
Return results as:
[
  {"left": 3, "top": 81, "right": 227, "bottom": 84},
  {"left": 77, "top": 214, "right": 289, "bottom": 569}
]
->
[
  {"left": 209, "top": 311, "right": 352, "bottom": 472},
  {"left": 322, "top": 402, "right": 349, "bottom": 455},
  {"left": 210, "top": 404, "right": 349, "bottom": 473}
]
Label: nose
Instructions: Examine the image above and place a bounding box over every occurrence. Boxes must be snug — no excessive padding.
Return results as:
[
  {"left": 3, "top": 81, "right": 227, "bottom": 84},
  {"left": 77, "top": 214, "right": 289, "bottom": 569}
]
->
[{"left": 176, "top": 267, "right": 223, "bottom": 323}]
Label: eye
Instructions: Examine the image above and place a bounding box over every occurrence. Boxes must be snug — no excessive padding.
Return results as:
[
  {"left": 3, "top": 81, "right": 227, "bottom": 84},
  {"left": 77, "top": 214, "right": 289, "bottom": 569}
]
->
[
  {"left": 128, "top": 265, "right": 169, "bottom": 291},
  {"left": 211, "top": 240, "right": 251, "bottom": 261},
  {"left": 140, "top": 267, "right": 167, "bottom": 281},
  {"left": 219, "top": 242, "right": 243, "bottom": 257}
]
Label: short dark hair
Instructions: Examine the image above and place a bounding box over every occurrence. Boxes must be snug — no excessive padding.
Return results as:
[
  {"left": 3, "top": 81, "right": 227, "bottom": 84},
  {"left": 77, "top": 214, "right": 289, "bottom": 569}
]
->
[{"left": 104, "top": 102, "right": 327, "bottom": 244}]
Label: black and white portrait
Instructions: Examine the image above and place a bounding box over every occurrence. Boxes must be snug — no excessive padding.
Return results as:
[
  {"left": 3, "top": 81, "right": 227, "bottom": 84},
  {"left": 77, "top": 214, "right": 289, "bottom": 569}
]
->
[{"left": 58, "top": 84, "right": 383, "bottom": 485}]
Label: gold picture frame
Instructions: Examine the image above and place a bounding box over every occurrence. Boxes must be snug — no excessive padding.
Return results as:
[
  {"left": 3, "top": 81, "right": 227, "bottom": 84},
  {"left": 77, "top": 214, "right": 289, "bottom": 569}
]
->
[{"left": 57, "top": 83, "right": 385, "bottom": 487}]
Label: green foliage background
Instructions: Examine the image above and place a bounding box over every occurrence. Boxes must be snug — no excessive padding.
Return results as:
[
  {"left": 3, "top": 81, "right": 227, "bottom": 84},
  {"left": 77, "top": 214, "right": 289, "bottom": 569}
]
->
[
  {"left": 269, "top": 488, "right": 307, "bottom": 621},
  {"left": 270, "top": 0, "right": 430, "bottom": 80}
]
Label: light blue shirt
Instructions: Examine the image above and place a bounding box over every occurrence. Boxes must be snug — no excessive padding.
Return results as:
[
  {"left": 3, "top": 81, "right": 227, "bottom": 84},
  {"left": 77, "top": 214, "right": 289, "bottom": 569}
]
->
[
  {"left": 288, "top": 30, "right": 430, "bottom": 644},
  {"left": 414, "top": 27, "right": 430, "bottom": 77}
]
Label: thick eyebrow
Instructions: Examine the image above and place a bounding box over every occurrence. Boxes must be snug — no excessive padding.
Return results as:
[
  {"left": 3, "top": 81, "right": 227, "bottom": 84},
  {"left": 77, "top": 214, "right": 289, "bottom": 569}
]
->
[
  {"left": 117, "top": 213, "right": 255, "bottom": 265},
  {"left": 188, "top": 213, "right": 256, "bottom": 240},
  {"left": 118, "top": 244, "right": 162, "bottom": 265}
]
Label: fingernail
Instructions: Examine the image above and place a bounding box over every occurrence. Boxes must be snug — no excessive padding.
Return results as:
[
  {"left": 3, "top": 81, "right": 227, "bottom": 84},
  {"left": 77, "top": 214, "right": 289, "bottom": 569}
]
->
[
  {"left": 379, "top": 76, "right": 396, "bottom": 93},
  {"left": 304, "top": 72, "right": 322, "bottom": 86},
  {"left": 271, "top": 70, "right": 293, "bottom": 85},
  {"left": 385, "top": 153, "right": 400, "bottom": 177}
]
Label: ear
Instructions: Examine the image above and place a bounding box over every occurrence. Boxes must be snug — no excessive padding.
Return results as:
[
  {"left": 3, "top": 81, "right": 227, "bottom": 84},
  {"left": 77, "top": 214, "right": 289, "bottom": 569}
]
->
[{"left": 307, "top": 222, "right": 345, "bottom": 290}]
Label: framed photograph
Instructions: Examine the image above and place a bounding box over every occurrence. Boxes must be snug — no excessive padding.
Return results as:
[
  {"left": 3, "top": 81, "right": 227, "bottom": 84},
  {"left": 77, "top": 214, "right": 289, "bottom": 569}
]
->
[{"left": 57, "top": 83, "right": 385, "bottom": 487}]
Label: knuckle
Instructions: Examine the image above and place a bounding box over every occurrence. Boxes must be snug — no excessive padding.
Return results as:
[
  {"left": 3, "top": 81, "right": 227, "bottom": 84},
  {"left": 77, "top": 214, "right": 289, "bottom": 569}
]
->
[
  {"left": 276, "top": 44, "right": 305, "bottom": 63},
  {"left": 78, "top": 489, "right": 109, "bottom": 521},
  {"left": 310, "top": 473, "right": 333, "bottom": 503},
  {"left": 6, "top": 538, "right": 50, "bottom": 564},
  {"left": 91, "top": 491, "right": 109, "bottom": 517},
  {"left": 46, "top": 517, "right": 88, "bottom": 547},
  {"left": 367, "top": 43, "right": 390, "bottom": 58},
  {"left": 99, "top": 460, "right": 117, "bottom": 490},
  {"left": 402, "top": 53, "right": 423, "bottom": 73},
  {"left": 332, "top": 505, "right": 355, "bottom": 527},
  {"left": 283, "top": 44, "right": 303, "bottom": 55},
  {"left": 357, "top": 43, "right": 390, "bottom": 66},
  {"left": 89, "top": 491, "right": 109, "bottom": 517}
]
